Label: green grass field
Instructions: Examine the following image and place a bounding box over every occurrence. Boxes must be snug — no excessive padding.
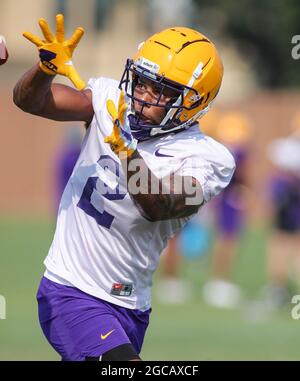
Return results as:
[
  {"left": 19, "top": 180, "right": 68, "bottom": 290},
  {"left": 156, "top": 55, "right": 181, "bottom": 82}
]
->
[{"left": 0, "top": 216, "right": 299, "bottom": 360}]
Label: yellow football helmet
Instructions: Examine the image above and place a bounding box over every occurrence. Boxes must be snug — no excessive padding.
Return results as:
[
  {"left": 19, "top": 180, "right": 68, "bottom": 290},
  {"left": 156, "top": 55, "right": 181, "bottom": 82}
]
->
[{"left": 119, "top": 26, "right": 223, "bottom": 140}]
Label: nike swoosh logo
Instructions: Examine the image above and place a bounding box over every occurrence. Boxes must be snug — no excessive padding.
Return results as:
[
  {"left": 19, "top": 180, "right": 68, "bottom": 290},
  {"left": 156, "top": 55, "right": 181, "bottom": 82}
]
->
[
  {"left": 154, "top": 149, "right": 174, "bottom": 157},
  {"left": 100, "top": 329, "right": 115, "bottom": 340}
]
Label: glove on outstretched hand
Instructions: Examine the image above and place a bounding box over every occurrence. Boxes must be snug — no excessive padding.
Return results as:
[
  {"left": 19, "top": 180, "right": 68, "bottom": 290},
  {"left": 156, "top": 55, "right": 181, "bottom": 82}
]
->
[{"left": 23, "top": 14, "right": 85, "bottom": 90}]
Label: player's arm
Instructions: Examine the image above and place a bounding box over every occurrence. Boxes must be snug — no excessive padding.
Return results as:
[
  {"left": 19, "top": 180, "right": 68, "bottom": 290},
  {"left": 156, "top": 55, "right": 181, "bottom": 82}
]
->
[
  {"left": 105, "top": 93, "right": 203, "bottom": 221},
  {"left": 13, "top": 63, "right": 93, "bottom": 123},
  {"left": 123, "top": 150, "right": 204, "bottom": 221}
]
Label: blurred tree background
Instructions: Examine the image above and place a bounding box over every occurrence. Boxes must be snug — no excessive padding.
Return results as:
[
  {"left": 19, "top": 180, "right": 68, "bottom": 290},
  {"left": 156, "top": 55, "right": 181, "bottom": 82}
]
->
[
  {"left": 192, "top": 0, "right": 300, "bottom": 87},
  {"left": 1, "top": 0, "right": 300, "bottom": 361}
]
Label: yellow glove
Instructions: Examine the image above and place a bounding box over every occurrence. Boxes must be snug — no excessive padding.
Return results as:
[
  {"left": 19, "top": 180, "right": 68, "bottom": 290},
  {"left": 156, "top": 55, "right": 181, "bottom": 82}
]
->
[
  {"left": 23, "top": 14, "right": 85, "bottom": 90},
  {"left": 105, "top": 91, "right": 137, "bottom": 158}
]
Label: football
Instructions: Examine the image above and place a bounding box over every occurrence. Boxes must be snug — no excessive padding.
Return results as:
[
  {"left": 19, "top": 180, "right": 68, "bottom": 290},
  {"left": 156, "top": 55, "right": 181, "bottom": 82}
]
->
[{"left": 0, "top": 35, "right": 8, "bottom": 65}]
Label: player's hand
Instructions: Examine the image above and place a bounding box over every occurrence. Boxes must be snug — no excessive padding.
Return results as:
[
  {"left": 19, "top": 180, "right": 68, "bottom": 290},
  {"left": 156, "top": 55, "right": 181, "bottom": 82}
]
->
[
  {"left": 23, "top": 14, "right": 85, "bottom": 90},
  {"left": 105, "top": 91, "right": 137, "bottom": 158}
]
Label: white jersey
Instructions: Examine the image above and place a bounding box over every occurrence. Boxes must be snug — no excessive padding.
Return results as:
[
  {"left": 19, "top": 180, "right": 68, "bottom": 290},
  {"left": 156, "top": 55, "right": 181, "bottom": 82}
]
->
[{"left": 44, "top": 77, "right": 235, "bottom": 311}]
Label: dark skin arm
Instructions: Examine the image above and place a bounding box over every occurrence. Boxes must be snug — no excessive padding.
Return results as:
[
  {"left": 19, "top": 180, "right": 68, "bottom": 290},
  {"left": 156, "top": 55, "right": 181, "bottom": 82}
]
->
[
  {"left": 121, "top": 150, "right": 204, "bottom": 221},
  {"left": 14, "top": 65, "right": 203, "bottom": 221},
  {"left": 13, "top": 63, "right": 94, "bottom": 124}
]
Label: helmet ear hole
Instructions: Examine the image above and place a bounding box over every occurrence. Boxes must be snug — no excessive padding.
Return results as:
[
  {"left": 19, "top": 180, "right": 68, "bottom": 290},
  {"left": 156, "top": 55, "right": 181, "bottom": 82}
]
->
[{"left": 192, "top": 98, "right": 202, "bottom": 109}]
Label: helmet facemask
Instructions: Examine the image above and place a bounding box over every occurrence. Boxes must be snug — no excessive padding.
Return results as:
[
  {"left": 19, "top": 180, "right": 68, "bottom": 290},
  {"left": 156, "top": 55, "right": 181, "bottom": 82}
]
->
[{"left": 119, "top": 59, "right": 203, "bottom": 141}]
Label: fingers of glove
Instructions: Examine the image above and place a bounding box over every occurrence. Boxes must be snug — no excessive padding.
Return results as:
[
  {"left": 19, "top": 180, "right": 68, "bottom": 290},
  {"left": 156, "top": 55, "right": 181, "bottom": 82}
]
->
[
  {"left": 67, "top": 27, "right": 84, "bottom": 53},
  {"left": 118, "top": 103, "right": 127, "bottom": 126},
  {"left": 67, "top": 66, "right": 86, "bottom": 90},
  {"left": 104, "top": 135, "right": 114, "bottom": 144},
  {"left": 106, "top": 100, "right": 124, "bottom": 139},
  {"left": 117, "top": 91, "right": 129, "bottom": 127},
  {"left": 106, "top": 100, "right": 118, "bottom": 122},
  {"left": 105, "top": 138, "right": 124, "bottom": 153},
  {"left": 56, "top": 14, "right": 65, "bottom": 43},
  {"left": 23, "top": 32, "right": 43, "bottom": 47},
  {"left": 118, "top": 90, "right": 125, "bottom": 113},
  {"left": 38, "top": 18, "right": 54, "bottom": 42},
  {"left": 104, "top": 135, "right": 121, "bottom": 148}
]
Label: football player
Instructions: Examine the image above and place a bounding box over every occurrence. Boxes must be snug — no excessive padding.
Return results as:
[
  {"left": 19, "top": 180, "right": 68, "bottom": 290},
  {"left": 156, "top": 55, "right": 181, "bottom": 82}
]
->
[
  {"left": 13, "top": 14, "right": 235, "bottom": 361},
  {"left": 203, "top": 112, "right": 253, "bottom": 309}
]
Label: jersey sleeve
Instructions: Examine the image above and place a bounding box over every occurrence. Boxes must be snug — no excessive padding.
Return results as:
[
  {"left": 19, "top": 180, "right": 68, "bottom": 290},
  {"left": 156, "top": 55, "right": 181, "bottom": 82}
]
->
[
  {"left": 85, "top": 77, "right": 120, "bottom": 135},
  {"left": 176, "top": 141, "right": 236, "bottom": 203},
  {"left": 86, "top": 77, "right": 120, "bottom": 108}
]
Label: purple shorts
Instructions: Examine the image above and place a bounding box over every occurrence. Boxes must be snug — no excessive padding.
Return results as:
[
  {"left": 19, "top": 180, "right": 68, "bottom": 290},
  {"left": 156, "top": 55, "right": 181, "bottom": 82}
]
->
[{"left": 37, "top": 276, "right": 151, "bottom": 361}]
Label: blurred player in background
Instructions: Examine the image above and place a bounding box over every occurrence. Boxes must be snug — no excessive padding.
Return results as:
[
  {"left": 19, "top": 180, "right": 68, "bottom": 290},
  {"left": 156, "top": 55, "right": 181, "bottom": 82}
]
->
[
  {"left": 203, "top": 112, "right": 253, "bottom": 309},
  {"left": 156, "top": 232, "right": 190, "bottom": 304},
  {"left": 13, "top": 15, "right": 235, "bottom": 360},
  {"left": 261, "top": 114, "right": 300, "bottom": 310},
  {"left": 54, "top": 126, "right": 82, "bottom": 212},
  {"left": 156, "top": 111, "right": 218, "bottom": 305},
  {"left": 157, "top": 212, "right": 212, "bottom": 304},
  {"left": 158, "top": 111, "right": 253, "bottom": 308}
]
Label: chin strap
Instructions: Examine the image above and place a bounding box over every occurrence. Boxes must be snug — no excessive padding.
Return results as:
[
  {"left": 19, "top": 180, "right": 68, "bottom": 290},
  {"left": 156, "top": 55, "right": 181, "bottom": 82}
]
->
[{"left": 149, "top": 102, "right": 212, "bottom": 138}]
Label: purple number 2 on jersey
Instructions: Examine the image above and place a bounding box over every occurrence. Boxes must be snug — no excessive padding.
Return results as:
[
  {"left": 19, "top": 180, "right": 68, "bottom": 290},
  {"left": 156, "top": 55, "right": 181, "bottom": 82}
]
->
[{"left": 77, "top": 155, "right": 126, "bottom": 229}]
